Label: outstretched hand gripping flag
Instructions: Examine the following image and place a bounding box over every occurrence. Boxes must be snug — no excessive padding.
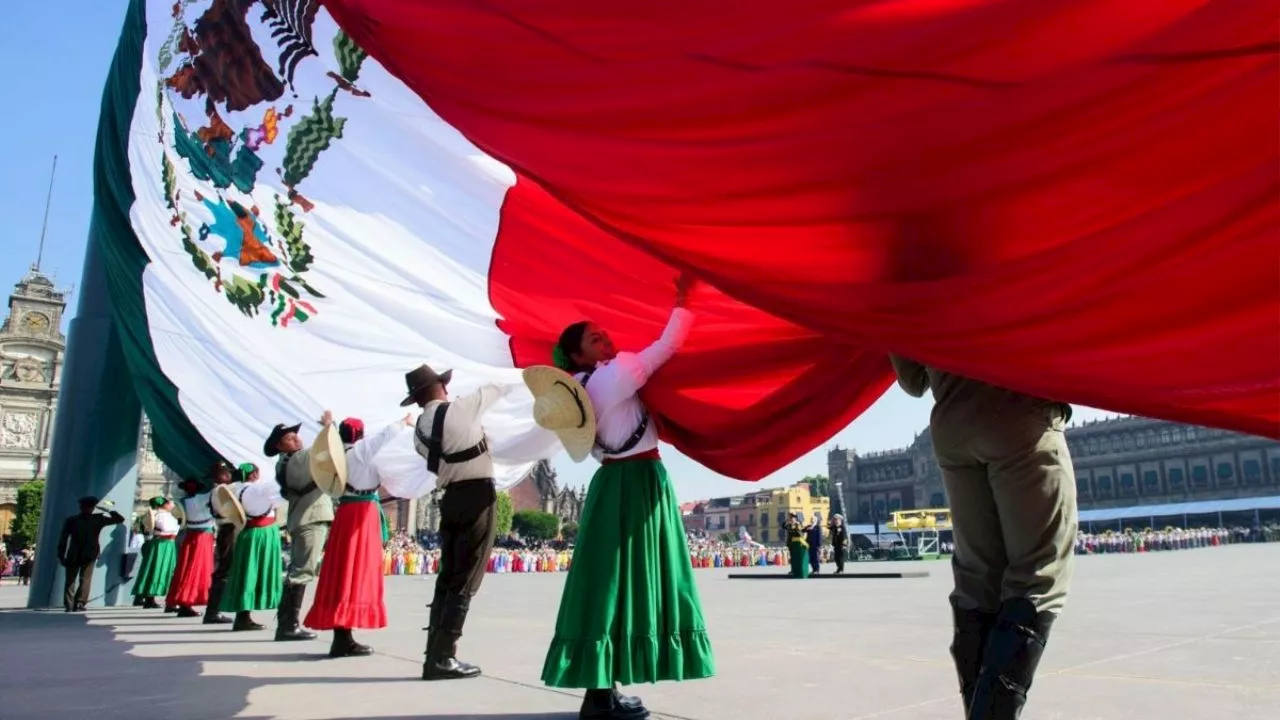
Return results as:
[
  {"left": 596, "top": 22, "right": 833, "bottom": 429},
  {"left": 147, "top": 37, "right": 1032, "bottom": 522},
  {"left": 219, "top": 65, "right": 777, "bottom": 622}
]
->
[{"left": 95, "top": 0, "right": 1278, "bottom": 487}]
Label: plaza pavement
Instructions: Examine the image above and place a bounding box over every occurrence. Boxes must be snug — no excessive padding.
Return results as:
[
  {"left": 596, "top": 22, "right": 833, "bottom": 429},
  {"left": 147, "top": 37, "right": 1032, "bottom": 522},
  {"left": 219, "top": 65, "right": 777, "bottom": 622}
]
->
[{"left": 1, "top": 543, "right": 1277, "bottom": 720}]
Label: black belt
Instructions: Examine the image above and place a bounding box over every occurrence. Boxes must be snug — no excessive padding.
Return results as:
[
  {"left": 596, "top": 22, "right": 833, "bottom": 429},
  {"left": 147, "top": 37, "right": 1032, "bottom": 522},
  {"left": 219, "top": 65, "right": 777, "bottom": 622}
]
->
[{"left": 445, "top": 477, "right": 494, "bottom": 489}]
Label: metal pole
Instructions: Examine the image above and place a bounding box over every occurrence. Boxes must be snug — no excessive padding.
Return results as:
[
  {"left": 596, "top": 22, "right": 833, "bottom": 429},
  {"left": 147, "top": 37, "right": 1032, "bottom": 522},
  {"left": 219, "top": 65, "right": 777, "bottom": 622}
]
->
[{"left": 35, "top": 155, "right": 58, "bottom": 272}]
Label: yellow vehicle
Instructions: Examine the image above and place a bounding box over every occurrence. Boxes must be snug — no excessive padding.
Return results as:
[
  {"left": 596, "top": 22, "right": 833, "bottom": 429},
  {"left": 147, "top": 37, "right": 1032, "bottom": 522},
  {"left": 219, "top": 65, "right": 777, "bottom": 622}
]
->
[
  {"left": 886, "top": 508, "right": 952, "bottom": 559},
  {"left": 886, "top": 508, "right": 952, "bottom": 532}
]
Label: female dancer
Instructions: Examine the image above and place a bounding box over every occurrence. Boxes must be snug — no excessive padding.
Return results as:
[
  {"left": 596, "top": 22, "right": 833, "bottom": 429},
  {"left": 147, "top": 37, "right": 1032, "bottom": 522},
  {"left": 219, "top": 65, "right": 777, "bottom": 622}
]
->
[
  {"left": 132, "top": 496, "right": 180, "bottom": 608},
  {"left": 220, "top": 463, "right": 284, "bottom": 631},
  {"left": 540, "top": 274, "right": 714, "bottom": 720},
  {"left": 165, "top": 477, "right": 216, "bottom": 617},
  {"left": 305, "top": 416, "right": 409, "bottom": 657}
]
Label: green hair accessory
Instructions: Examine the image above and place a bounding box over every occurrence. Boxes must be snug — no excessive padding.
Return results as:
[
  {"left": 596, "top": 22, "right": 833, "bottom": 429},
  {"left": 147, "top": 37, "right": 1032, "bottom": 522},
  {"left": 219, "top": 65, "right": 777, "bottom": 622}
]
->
[
  {"left": 239, "top": 462, "right": 257, "bottom": 478},
  {"left": 552, "top": 345, "right": 574, "bottom": 373},
  {"left": 149, "top": 496, "right": 167, "bottom": 509}
]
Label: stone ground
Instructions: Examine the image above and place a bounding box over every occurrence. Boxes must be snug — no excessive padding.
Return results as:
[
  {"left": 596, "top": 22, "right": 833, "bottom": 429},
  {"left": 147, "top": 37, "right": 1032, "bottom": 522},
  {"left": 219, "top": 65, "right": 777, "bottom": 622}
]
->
[{"left": 1, "top": 543, "right": 1277, "bottom": 720}]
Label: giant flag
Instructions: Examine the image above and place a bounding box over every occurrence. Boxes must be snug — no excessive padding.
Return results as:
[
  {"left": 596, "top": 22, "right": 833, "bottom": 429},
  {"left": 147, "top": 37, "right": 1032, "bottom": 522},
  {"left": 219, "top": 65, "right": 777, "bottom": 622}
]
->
[{"left": 95, "top": 0, "right": 1278, "bottom": 486}]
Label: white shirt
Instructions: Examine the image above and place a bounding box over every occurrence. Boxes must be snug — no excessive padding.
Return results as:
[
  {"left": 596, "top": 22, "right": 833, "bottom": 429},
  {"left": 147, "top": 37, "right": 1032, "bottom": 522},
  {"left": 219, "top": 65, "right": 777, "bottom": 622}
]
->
[
  {"left": 576, "top": 308, "right": 693, "bottom": 461},
  {"left": 413, "top": 384, "right": 508, "bottom": 489},
  {"left": 181, "top": 492, "right": 214, "bottom": 530},
  {"left": 239, "top": 480, "right": 284, "bottom": 518},
  {"left": 153, "top": 510, "right": 180, "bottom": 535},
  {"left": 345, "top": 423, "right": 403, "bottom": 492}
]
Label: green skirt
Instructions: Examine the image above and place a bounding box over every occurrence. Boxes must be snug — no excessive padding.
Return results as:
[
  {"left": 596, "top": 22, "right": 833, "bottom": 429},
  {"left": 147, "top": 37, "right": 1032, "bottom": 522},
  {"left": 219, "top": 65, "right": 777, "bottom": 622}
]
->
[
  {"left": 541, "top": 458, "right": 715, "bottom": 689},
  {"left": 221, "top": 525, "right": 283, "bottom": 612},
  {"left": 132, "top": 537, "right": 178, "bottom": 597},
  {"left": 788, "top": 541, "right": 811, "bottom": 578}
]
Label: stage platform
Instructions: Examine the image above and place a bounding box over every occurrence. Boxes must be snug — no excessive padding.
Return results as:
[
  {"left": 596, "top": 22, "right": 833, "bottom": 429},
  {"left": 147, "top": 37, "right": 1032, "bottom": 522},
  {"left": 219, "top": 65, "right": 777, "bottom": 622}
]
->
[{"left": 727, "top": 570, "right": 930, "bottom": 579}]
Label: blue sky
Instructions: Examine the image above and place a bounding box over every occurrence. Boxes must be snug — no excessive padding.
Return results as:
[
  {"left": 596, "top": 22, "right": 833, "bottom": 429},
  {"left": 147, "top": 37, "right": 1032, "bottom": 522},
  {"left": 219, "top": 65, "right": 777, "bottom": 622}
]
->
[{"left": 1, "top": 2, "right": 1118, "bottom": 502}]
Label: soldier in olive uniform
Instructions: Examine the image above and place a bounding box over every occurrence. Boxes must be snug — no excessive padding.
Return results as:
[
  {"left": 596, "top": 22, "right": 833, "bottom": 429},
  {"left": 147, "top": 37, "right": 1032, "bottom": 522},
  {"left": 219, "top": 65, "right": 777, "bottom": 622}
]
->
[
  {"left": 889, "top": 356, "right": 1077, "bottom": 720},
  {"left": 264, "top": 411, "right": 335, "bottom": 642}
]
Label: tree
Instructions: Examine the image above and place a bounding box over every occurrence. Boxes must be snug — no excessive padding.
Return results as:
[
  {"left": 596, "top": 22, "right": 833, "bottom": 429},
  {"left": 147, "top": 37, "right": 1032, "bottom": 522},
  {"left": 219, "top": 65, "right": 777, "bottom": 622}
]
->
[
  {"left": 495, "top": 490, "right": 514, "bottom": 536},
  {"left": 560, "top": 522, "right": 579, "bottom": 543},
  {"left": 717, "top": 531, "right": 737, "bottom": 544},
  {"left": 512, "top": 510, "right": 560, "bottom": 541},
  {"left": 11, "top": 480, "right": 45, "bottom": 550},
  {"left": 801, "top": 474, "right": 830, "bottom": 498}
]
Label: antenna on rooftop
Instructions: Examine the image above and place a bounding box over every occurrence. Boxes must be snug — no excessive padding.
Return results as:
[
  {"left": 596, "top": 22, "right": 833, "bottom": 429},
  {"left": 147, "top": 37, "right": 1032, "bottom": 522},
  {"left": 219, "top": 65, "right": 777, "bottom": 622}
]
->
[{"left": 35, "top": 155, "right": 58, "bottom": 273}]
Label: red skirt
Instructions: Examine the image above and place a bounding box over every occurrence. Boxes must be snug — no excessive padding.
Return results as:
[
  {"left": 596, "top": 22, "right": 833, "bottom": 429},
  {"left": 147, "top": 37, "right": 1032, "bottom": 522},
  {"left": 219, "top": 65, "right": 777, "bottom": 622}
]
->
[
  {"left": 166, "top": 529, "right": 215, "bottom": 607},
  {"left": 304, "top": 500, "right": 386, "bottom": 630}
]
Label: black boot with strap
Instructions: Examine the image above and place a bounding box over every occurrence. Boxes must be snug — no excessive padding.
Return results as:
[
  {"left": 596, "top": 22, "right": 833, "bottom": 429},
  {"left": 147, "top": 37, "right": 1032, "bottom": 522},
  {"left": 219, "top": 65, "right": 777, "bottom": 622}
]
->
[
  {"left": 275, "top": 583, "right": 318, "bottom": 641},
  {"left": 966, "top": 598, "right": 1055, "bottom": 720}
]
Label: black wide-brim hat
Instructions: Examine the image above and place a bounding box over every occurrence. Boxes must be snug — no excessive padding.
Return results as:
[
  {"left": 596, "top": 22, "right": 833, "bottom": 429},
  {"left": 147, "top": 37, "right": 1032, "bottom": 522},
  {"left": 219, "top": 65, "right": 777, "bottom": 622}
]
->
[
  {"left": 264, "top": 422, "right": 302, "bottom": 457},
  {"left": 400, "top": 365, "right": 453, "bottom": 407}
]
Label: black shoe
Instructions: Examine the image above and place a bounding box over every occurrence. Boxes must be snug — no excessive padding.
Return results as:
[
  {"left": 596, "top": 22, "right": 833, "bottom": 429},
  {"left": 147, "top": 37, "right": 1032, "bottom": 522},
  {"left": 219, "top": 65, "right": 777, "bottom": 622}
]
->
[
  {"left": 421, "top": 656, "right": 482, "bottom": 681},
  {"left": 133, "top": 596, "right": 145, "bottom": 607},
  {"left": 176, "top": 606, "right": 201, "bottom": 618},
  {"left": 233, "top": 612, "right": 265, "bottom": 632},
  {"left": 142, "top": 597, "right": 160, "bottom": 609},
  {"left": 580, "top": 688, "right": 650, "bottom": 720},
  {"left": 203, "top": 613, "right": 233, "bottom": 625},
  {"left": 163, "top": 605, "right": 179, "bottom": 614},
  {"left": 330, "top": 629, "right": 373, "bottom": 658},
  {"left": 73, "top": 602, "right": 87, "bottom": 612}
]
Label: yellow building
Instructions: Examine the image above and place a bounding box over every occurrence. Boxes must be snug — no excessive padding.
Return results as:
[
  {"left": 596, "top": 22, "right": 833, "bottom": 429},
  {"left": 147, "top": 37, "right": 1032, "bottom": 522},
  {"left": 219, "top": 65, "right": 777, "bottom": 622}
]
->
[{"left": 754, "top": 481, "right": 830, "bottom": 546}]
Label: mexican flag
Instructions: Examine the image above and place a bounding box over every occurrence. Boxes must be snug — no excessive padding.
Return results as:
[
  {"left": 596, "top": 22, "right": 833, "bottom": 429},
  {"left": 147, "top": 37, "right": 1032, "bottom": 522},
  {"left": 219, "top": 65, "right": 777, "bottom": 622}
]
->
[{"left": 95, "top": 0, "right": 1277, "bottom": 485}]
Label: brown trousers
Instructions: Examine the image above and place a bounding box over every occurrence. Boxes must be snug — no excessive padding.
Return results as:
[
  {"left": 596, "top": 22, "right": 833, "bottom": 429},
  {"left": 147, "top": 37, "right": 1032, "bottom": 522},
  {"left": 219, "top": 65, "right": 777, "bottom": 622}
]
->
[
  {"left": 63, "top": 561, "right": 95, "bottom": 610},
  {"left": 436, "top": 479, "right": 497, "bottom": 597},
  {"left": 933, "top": 402, "right": 1078, "bottom": 614}
]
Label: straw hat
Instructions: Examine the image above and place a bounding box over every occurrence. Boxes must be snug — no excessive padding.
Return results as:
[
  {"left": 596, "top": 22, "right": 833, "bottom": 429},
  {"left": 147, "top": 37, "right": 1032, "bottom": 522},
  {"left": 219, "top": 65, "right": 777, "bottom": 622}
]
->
[
  {"left": 309, "top": 423, "right": 349, "bottom": 497},
  {"left": 211, "top": 484, "right": 246, "bottom": 528},
  {"left": 522, "top": 365, "right": 596, "bottom": 462}
]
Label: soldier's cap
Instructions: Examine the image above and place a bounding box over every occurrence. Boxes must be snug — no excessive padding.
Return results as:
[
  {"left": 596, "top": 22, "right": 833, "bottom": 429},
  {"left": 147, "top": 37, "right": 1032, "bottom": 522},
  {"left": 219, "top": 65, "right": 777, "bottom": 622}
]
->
[
  {"left": 263, "top": 423, "right": 302, "bottom": 457},
  {"left": 78, "top": 496, "right": 99, "bottom": 507}
]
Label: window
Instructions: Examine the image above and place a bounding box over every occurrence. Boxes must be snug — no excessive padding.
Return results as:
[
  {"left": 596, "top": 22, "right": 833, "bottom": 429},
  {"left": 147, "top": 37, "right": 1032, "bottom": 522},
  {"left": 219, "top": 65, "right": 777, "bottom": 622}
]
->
[
  {"left": 930, "top": 492, "right": 946, "bottom": 507},
  {"left": 1136, "top": 434, "right": 1146, "bottom": 448},
  {"left": 1123, "top": 435, "right": 1135, "bottom": 451},
  {"left": 761, "top": 530, "right": 769, "bottom": 543},
  {"left": 1076, "top": 478, "right": 1090, "bottom": 495},
  {"left": 1097, "top": 476, "right": 1113, "bottom": 493},
  {"left": 777, "top": 511, "right": 786, "bottom": 525},
  {"left": 1120, "top": 473, "right": 1136, "bottom": 494},
  {"left": 1185, "top": 427, "right": 1196, "bottom": 440},
  {"left": 1088, "top": 438, "right": 1099, "bottom": 454},
  {"left": 888, "top": 498, "right": 902, "bottom": 512},
  {"left": 1243, "top": 459, "right": 1262, "bottom": 485},
  {"left": 1143, "top": 470, "right": 1160, "bottom": 491},
  {"left": 761, "top": 514, "right": 769, "bottom": 527},
  {"left": 1160, "top": 430, "right": 1171, "bottom": 445},
  {"left": 1272, "top": 457, "right": 1280, "bottom": 481},
  {"left": 1191, "top": 465, "right": 1209, "bottom": 487},
  {"left": 1216, "top": 462, "right": 1234, "bottom": 480},
  {"left": 1168, "top": 468, "right": 1185, "bottom": 487},
  {"left": 874, "top": 499, "right": 887, "bottom": 518},
  {"left": 859, "top": 502, "right": 870, "bottom": 521}
]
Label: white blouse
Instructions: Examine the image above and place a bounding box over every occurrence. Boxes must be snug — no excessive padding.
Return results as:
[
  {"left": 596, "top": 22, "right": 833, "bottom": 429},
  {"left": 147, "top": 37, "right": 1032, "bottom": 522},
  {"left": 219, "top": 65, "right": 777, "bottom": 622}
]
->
[
  {"left": 181, "top": 492, "right": 214, "bottom": 530},
  {"left": 575, "top": 307, "right": 694, "bottom": 461},
  {"left": 238, "top": 480, "right": 284, "bottom": 518},
  {"left": 153, "top": 510, "right": 180, "bottom": 535},
  {"left": 345, "top": 423, "right": 403, "bottom": 491}
]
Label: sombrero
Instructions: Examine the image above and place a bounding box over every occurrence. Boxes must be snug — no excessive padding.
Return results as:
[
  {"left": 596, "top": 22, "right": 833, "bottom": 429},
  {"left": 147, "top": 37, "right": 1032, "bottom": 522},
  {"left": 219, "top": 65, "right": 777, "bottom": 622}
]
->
[
  {"left": 309, "top": 423, "right": 349, "bottom": 497},
  {"left": 522, "top": 365, "right": 596, "bottom": 463},
  {"left": 211, "top": 484, "right": 247, "bottom": 528}
]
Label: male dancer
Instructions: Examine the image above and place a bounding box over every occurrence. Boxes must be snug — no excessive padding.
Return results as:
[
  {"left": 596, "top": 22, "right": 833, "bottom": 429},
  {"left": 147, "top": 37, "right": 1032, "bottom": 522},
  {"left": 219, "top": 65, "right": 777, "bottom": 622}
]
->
[
  {"left": 265, "top": 411, "right": 335, "bottom": 642},
  {"left": 889, "top": 355, "right": 1077, "bottom": 720},
  {"left": 403, "top": 364, "right": 507, "bottom": 680},
  {"left": 204, "top": 461, "right": 237, "bottom": 625}
]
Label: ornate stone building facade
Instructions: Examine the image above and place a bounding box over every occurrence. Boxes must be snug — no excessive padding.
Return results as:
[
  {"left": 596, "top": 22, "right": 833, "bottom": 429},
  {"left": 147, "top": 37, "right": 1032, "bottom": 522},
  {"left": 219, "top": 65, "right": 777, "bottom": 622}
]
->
[
  {"left": 830, "top": 418, "right": 1280, "bottom": 524},
  {"left": 0, "top": 268, "right": 172, "bottom": 536},
  {"left": 508, "top": 460, "right": 583, "bottom": 525}
]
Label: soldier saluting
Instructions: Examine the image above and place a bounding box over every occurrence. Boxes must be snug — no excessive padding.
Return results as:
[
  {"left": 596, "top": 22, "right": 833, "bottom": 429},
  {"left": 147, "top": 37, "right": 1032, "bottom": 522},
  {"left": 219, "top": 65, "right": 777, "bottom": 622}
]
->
[{"left": 263, "top": 410, "right": 336, "bottom": 642}]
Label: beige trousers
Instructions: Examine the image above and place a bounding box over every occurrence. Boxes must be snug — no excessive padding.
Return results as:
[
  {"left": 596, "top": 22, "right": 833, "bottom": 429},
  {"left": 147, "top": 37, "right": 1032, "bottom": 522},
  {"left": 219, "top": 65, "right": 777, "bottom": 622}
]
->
[
  {"left": 286, "top": 521, "right": 330, "bottom": 586},
  {"left": 933, "top": 402, "right": 1078, "bottom": 615}
]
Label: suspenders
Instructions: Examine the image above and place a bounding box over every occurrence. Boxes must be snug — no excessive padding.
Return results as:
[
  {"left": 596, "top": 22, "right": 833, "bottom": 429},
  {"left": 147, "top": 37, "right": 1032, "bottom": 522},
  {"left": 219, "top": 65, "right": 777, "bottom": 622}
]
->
[{"left": 415, "top": 402, "right": 489, "bottom": 475}]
